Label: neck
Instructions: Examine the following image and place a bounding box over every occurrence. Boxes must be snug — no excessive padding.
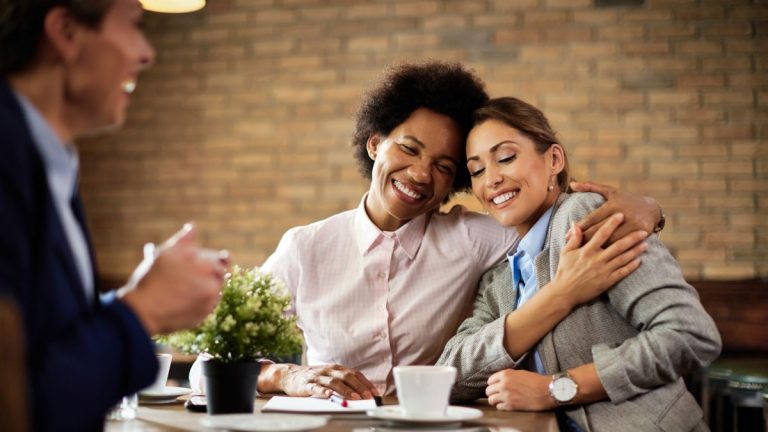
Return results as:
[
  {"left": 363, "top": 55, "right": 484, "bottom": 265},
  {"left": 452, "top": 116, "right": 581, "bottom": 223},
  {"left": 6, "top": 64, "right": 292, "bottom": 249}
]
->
[
  {"left": 515, "top": 191, "right": 561, "bottom": 238},
  {"left": 363, "top": 194, "right": 409, "bottom": 232},
  {"left": 8, "top": 66, "right": 78, "bottom": 144}
]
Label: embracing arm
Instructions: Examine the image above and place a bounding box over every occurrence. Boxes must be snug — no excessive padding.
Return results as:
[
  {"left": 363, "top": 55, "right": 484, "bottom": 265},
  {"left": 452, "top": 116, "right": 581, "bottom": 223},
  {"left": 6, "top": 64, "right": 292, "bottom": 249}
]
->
[
  {"left": 439, "top": 214, "right": 648, "bottom": 402},
  {"left": 593, "top": 233, "right": 721, "bottom": 403},
  {"left": 572, "top": 181, "right": 663, "bottom": 244}
]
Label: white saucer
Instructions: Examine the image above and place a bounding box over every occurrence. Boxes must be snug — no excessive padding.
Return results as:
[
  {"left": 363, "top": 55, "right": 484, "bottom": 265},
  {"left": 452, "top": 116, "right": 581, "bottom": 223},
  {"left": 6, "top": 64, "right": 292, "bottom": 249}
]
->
[
  {"left": 367, "top": 405, "right": 483, "bottom": 424},
  {"left": 138, "top": 386, "right": 192, "bottom": 400},
  {"left": 200, "top": 414, "right": 328, "bottom": 431}
]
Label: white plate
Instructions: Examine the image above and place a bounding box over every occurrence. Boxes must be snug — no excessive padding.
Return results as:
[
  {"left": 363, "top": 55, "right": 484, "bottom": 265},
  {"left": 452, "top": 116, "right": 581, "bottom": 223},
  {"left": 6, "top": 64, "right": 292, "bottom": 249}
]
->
[
  {"left": 138, "top": 386, "right": 192, "bottom": 399},
  {"left": 367, "top": 405, "right": 483, "bottom": 424},
  {"left": 200, "top": 414, "right": 328, "bottom": 431}
]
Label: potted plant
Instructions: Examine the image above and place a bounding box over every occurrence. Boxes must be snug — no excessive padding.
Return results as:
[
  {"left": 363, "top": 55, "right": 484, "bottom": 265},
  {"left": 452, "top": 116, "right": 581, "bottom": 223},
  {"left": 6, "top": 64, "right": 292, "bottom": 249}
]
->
[{"left": 159, "top": 266, "right": 303, "bottom": 414}]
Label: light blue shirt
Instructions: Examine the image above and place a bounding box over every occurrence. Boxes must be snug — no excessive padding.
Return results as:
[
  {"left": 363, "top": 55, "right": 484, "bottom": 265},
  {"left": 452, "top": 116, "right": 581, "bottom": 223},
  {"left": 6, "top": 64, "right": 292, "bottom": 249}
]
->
[
  {"left": 507, "top": 206, "right": 554, "bottom": 374},
  {"left": 14, "top": 92, "right": 94, "bottom": 303}
]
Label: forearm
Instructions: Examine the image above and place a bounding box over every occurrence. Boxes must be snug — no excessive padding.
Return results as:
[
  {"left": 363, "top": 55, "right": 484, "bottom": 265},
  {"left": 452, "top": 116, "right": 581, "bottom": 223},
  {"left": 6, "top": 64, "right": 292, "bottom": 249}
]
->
[
  {"left": 503, "top": 282, "right": 573, "bottom": 358},
  {"left": 569, "top": 363, "right": 607, "bottom": 406}
]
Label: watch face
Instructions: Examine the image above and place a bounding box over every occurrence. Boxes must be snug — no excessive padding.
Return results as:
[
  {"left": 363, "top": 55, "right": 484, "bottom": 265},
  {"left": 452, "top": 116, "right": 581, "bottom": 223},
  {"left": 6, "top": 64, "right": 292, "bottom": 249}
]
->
[{"left": 552, "top": 377, "right": 578, "bottom": 402}]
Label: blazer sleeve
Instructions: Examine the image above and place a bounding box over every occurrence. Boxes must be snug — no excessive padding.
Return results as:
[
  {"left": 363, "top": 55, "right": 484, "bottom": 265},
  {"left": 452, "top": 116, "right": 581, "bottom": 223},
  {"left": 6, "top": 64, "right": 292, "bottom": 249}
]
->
[
  {"left": 559, "top": 193, "right": 722, "bottom": 404},
  {"left": 0, "top": 112, "right": 157, "bottom": 430},
  {"left": 437, "top": 262, "right": 519, "bottom": 403}
]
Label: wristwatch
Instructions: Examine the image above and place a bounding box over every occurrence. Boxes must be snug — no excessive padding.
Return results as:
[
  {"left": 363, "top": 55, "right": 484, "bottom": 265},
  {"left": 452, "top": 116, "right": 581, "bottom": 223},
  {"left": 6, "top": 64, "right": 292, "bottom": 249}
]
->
[{"left": 549, "top": 371, "right": 578, "bottom": 405}]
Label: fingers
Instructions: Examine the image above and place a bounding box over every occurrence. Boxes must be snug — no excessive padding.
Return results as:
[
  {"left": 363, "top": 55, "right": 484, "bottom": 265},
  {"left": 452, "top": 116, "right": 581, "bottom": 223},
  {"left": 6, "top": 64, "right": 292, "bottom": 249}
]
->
[
  {"left": 575, "top": 202, "right": 614, "bottom": 233},
  {"left": 569, "top": 181, "right": 616, "bottom": 196},
  {"left": 165, "top": 223, "right": 197, "bottom": 249},
  {"left": 607, "top": 258, "right": 642, "bottom": 286},
  {"left": 311, "top": 366, "right": 376, "bottom": 399},
  {"left": 583, "top": 213, "right": 623, "bottom": 249},
  {"left": 602, "top": 230, "right": 648, "bottom": 262},
  {"left": 307, "top": 382, "right": 332, "bottom": 398},
  {"left": 563, "top": 223, "right": 583, "bottom": 252}
]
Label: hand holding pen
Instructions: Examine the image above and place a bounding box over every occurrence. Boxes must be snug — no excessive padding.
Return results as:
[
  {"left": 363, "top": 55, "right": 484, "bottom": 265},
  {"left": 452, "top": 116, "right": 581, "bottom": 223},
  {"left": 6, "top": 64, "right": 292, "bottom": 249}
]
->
[{"left": 329, "top": 392, "right": 383, "bottom": 408}]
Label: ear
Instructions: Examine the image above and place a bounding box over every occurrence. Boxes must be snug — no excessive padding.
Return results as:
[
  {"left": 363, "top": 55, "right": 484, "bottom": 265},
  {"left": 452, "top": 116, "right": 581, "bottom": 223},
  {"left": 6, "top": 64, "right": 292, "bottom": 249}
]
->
[
  {"left": 548, "top": 144, "right": 566, "bottom": 176},
  {"left": 366, "top": 134, "right": 381, "bottom": 161},
  {"left": 43, "top": 7, "right": 85, "bottom": 65}
]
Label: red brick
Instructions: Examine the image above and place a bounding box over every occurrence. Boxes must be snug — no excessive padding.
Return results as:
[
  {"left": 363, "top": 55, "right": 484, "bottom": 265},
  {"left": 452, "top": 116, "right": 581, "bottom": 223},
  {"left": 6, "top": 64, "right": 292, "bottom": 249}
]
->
[
  {"left": 345, "top": 4, "right": 388, "bottom": 19},
  {"left": 523, "top": 11, "right": 569, "bottom": 26},
  {"left": 394, "top": 1, "right": 439, "bottom": 17},
  {"left": 702, "top": 22, "right": 754, "bottom": 37},
  {"left": 495, "top": 29, "right": 543, "bottom": 44},
  {"left": 624, "top": 41, "right": 671, "bottom": 56},
  {"left": 676, "top": 74, "right": 726, "bottom": 88}
]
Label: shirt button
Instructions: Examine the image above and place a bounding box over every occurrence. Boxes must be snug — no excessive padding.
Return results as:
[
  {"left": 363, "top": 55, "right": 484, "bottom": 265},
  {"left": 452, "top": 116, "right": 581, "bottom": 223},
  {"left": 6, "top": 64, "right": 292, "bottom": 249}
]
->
[{"left": 378, "top": 272, "right": 386, "bottom": 279}]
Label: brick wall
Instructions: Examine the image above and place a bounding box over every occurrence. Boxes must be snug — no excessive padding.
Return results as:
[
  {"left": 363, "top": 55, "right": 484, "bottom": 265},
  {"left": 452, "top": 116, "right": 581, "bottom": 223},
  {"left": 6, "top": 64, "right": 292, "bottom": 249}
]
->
[{"left": 78, "top": 0, "right": 767, "bottom": 281}]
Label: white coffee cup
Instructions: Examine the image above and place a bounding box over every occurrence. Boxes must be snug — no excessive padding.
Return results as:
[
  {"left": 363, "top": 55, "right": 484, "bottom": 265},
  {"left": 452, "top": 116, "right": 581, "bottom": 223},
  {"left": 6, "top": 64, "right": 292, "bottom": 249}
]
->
[
  {"left": 144, "top": 353, "right": 172, "bottom": 392},
  {"left": 393, "top": 366, "right": 456, "bottom": 417}
]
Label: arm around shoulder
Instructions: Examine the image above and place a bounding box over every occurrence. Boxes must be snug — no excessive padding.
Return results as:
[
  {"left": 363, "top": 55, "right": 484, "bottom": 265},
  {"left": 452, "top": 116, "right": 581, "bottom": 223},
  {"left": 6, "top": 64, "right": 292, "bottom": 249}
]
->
[{"left": 592, "top": 233, "right": 722, "bottom": 403}]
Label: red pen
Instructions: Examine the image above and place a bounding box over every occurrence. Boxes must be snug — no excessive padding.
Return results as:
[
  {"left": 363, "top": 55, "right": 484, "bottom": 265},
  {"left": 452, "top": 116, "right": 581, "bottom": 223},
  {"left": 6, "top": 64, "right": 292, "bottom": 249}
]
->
[{"left": 329, "top": 393, "right": 348, "bottom": 408}]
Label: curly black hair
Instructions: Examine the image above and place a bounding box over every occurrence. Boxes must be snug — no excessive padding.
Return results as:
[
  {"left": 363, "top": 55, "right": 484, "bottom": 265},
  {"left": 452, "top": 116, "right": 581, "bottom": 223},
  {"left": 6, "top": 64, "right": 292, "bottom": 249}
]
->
[{"left": 352, "top": 61, "right": 489, "bottom": 196}]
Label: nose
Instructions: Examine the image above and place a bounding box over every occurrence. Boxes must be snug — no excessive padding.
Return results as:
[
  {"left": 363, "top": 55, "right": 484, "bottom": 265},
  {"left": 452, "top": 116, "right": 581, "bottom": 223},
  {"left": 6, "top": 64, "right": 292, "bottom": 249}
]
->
[
  {"left": 139, "top": 34, "right": 156, "bottom": 71},
  {"left": 408, "top": 158, "right": 432, "bottom": 184},
  {"left": 485, "top": 164, "right": 502, "bottom": 189}
]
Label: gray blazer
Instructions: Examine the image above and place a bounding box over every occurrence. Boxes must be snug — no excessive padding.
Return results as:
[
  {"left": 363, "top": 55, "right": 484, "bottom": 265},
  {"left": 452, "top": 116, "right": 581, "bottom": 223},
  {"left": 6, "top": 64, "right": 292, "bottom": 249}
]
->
[{"left": 438, "top": 193, "right": 721, "bottom": 432}]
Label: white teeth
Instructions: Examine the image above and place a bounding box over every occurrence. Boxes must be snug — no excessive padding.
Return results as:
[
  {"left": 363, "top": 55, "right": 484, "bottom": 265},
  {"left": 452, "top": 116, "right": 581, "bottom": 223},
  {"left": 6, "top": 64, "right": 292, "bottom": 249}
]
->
[
  {"left": 122, "top": 81, "right": 136, "bottom": 94},
  {"left": 492, "top": 191, "right": 517, "bottom": 205},
  {"left": 394, "top": 180, "right": 422, "bottom": 199}
]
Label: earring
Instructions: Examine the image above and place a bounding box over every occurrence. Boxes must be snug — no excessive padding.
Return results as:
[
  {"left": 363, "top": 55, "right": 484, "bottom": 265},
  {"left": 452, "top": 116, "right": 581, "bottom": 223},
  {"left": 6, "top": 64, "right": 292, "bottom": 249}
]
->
[{"left": 548, "top": 184, "right": 554, "bottom": 191}]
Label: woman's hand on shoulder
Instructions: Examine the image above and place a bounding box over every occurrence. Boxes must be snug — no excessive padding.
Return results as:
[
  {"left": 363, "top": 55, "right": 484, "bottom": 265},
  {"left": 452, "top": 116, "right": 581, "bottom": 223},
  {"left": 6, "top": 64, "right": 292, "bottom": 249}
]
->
[
  {"left": 571, "top": 181, "right": 661, "bottom": 245},
  {"left": 550, "top": 213, "right": 648, "bottom": 309}
]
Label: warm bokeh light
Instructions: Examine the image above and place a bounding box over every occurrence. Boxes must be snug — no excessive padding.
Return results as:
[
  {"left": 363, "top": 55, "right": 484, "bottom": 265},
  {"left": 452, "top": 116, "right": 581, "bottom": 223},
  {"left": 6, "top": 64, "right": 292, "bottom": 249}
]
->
[{"left": 139, "top": 0, "right": 205, "bottom": 13}]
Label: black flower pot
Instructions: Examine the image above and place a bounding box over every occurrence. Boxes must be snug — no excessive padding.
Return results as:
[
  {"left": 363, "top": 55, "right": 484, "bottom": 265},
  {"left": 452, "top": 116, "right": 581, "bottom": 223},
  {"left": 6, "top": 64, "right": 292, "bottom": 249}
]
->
[{"left": 202, "top": 360, "right": 261, "bottom": 414}]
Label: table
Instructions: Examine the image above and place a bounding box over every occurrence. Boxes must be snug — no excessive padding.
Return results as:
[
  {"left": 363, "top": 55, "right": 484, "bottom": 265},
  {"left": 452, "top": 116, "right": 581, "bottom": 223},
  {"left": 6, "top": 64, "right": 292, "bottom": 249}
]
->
[{"left": 106, "top": 397, "right": 559, "bottom": 431}]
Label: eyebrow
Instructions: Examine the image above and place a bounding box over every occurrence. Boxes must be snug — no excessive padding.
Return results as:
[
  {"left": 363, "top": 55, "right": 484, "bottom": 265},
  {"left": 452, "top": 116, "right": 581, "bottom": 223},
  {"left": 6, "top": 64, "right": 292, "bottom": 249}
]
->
[
  {"left": 466, "top": 140, "right": 518, "bottom": 162},
  {"left": 399, "top": 135, "right": 459, "bottom": 166}
]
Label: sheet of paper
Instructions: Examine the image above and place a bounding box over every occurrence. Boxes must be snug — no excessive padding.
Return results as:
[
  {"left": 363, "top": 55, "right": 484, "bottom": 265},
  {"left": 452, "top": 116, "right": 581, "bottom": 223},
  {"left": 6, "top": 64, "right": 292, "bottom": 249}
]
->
[{"left": 262, "top": 396, "right": 377, "bottom": 413}]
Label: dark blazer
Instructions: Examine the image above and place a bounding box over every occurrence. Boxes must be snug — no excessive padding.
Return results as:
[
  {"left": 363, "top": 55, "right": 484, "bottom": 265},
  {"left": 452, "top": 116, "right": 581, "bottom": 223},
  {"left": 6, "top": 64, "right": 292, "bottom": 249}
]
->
[
  {"left": 439, "top": 193, "right": 721, "bottom": 431},
  {"left": 0, "top": 80, "right": 157, "bottom": 432}
]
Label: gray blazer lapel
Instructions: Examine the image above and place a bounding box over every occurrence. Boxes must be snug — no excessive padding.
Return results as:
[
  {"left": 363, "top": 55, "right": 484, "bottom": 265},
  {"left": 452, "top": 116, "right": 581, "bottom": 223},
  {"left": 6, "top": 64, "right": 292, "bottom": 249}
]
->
[
  {"left": 533, "top": 193, "right": 569, "bottom": 375},
  {"left": 534, "top": 251, "right": 560, "bottom": 375}
]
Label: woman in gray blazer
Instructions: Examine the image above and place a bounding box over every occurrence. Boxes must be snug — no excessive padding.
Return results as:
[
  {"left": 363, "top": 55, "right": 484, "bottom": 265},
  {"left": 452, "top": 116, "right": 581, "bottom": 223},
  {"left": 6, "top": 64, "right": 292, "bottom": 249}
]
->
[{"left": 438, "top": 97, "right": 721, "bottom": 431}]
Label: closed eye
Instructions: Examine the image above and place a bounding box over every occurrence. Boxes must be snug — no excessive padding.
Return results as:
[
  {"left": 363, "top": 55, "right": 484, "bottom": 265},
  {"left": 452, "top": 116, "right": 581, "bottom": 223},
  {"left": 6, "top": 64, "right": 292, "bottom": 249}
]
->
[
  {"left": 468, "top": 167, "right": 485, "bottom": 178},
  {"left": 436, "top": 163, "right": 455, "bottom": 175},
  {"left": 399, "top": 144, "right": 416, "bottom": 155},
  {"left": 499, "top": 154, "right": 516, "bottom": 164}
]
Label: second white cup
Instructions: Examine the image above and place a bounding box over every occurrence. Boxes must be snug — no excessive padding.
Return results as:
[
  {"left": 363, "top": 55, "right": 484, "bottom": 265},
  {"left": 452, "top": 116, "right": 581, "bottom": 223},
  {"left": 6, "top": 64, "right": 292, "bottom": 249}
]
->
[
  {"left": 393, "top": 365, "right": 456, "bottom": 417},
  {"left": 144, "top": 353, "right": 172, "bottom": 392}
]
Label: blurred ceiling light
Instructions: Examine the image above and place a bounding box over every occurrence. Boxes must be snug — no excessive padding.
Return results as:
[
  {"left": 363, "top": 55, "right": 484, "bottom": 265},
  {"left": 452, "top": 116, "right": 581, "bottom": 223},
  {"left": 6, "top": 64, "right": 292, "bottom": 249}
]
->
[{"left": 140, "top": 0, "right": 206, "bottom": 13}]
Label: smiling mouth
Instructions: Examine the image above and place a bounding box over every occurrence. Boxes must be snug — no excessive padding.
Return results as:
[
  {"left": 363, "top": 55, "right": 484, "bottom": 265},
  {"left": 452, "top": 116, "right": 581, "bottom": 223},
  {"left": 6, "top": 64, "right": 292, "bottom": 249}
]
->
[
  {"left": 491, "top": 190, "right": 517, "bottom": 205},
  {"left": 122, "top": 80, "right": 136, "bottom": 95},
  {"left": 393, "top": 179, "right": 425, "bottom": 200}
]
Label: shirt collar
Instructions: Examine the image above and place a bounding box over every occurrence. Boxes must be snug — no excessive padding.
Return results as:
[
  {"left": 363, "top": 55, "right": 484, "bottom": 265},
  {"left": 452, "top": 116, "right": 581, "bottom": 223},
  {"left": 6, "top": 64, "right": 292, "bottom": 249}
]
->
[
  {"left": 13, "top": 91, "right": 79, "bottom": 199},
  {"left": 353, "top": 194, "right": 428, "bottom": 260}
]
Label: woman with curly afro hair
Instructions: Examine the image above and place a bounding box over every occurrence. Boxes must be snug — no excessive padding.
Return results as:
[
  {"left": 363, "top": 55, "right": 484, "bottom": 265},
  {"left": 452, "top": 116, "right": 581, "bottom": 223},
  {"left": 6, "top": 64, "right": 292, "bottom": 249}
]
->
[{"left": 191, "top": 61, "right": 663, "bottom": 401}]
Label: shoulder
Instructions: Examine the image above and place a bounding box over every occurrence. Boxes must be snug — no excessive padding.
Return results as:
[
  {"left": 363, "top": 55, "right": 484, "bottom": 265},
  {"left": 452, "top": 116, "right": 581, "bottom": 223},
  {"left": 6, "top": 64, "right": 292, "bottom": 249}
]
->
[
  {"left": 555, "top": 192, "right": 605, "bottom": 221},
  {"left": 434, "top": 204, "right": 508, "bottom": 233},
  {"left": 278, "top": 208, "right": 356, "bottom": 244}
]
